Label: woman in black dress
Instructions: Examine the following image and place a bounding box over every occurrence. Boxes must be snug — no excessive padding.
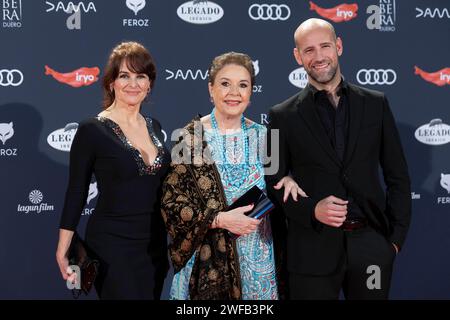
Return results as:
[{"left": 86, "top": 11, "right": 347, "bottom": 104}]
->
[{"left": 56, "top": 42, "right": 169, "bottom": 299}]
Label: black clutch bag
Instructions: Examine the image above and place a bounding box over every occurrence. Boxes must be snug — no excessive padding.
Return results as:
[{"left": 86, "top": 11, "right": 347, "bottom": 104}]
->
[
  {"left": 227, "top": 186, "right": 275, "bottom": 239},
  {"left": 67, "top": 232, "right": 100, "bottom": 299}
]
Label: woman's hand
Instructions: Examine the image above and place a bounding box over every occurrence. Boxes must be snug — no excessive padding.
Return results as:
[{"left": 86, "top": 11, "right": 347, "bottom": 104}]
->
[
  {"left": 214, "top": 204, "right": 260, "bottom": 236},
  {"left": 56, "top": 229, "right": 77, "bottom": 285},
  {"left": 56, "top": 251, "right": 78, "bottom": 285},
  {"left": 274, "top": 176, "right": 308, "bottom": 202}
]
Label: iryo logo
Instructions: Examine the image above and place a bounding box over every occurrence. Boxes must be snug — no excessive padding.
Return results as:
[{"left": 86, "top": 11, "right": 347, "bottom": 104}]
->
[
  {"left": 414, "top": 66, "right": 450, "bottom": 87},
  {"left": 45, "top": 65, "right": 100, "bottom": 88},
  {"left": 309, "top": 1, "right": 358, "bottom": 23}
]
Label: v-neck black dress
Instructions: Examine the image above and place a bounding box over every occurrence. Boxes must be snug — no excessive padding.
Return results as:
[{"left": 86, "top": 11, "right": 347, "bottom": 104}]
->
[{"left": 60, "top": 116, "right": 170, "bottom": 299}]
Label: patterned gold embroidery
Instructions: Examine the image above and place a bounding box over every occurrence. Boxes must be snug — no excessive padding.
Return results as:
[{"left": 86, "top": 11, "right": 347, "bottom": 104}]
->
[
  {"left": 175, "top": 165, "right": 187, "bottom": 174},
  {"left": 207, "top": 198, "right": 219, "bottom": 209},
  {"left": 208, "top": 268, "right": 218, "bottom": 281},
  {"left": 180, "top": 206, "right": 194, "bottom": 221},
  {"left": 167, "top": 173, "right": 179, "bottom": 185},
  {"left": 198, "top": 176, "right": 212, "bottom": 190},
  {"left": 200, "top": 244, "right": 211, "bottom": 261}
]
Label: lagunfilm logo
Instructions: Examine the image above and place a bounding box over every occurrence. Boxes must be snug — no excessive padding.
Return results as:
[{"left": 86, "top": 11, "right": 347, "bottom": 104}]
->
[
  {"left": 289, "top": 67, "right": 308, "bottom": 89},
  {"left": 47, "top": 122, "right": 79, "bottom": 152},
  {"left": 415, "top": 119, "right": 450, "bottom": 146},
  {"left": 2, "top": 0, "right": 22, "bottom": 28},
  {"left": 17, "top": 190, "right": 55, "bottom": 214},
  {"left": 366, "top": 0, "right": 396, "bottom": 32},
  {"left": 123, "top": 0, "right": 149, "bottom": 27},
  {"left": 0, "top": 121, "right": 18, "bottom": 157},
  {"left": 177, "top": 0, "right": 224, "bottom": 25}
]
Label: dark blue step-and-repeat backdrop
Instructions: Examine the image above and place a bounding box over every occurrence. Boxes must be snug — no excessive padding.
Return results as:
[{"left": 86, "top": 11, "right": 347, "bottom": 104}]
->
[{"left": 1, "top": 0, "right": 449, "bottom": 299}]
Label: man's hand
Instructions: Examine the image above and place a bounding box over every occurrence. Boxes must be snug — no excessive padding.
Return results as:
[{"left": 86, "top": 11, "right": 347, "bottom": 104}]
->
[{"left": 314, "top": 195, "right": 348, "bottom": 227}]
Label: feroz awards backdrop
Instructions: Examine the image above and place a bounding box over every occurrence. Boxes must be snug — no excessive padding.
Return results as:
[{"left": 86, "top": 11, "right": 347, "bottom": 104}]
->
[{"left": 1, "top": 0, "right": 449, "bottom": 299}]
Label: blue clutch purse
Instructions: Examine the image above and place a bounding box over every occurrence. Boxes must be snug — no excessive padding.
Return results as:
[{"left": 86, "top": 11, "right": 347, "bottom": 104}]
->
[{"left": 227, "top": 186, "right": 275, "bottom": 239}]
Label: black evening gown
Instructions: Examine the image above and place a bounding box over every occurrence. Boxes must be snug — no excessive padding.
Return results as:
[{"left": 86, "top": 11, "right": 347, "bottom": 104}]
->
[{"left": 60, "top": 116, "right": 170, "bottom": 299}]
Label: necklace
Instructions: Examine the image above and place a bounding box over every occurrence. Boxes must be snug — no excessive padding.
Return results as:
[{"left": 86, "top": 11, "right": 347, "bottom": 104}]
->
[{"left": 210, "top": 109, "right": 249, "bottom": 189}]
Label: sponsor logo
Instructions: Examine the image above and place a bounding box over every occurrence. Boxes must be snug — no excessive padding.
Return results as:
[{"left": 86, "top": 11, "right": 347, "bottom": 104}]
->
[
  {"left": 289, "top": 67, "right": 308, "bottom": 88},
  {"left": 161, "top": 129, "right": 167, "bottom": 142},
  {"left": 252, "top": 60, "right": 259, "bottom": 76},
  {"left": 177, "top": 0, "right": 224, "bottom": 25},
  {"left": 248, "top": 4, "right": 290, "bottom": 21},
  {"left": 0, "top": 122, "right": 18, "bottom": 157},
  {"left": 309, "top": 1, "right": 358, "bottom": 23},
  {"left": 45, "top": 65, "right": 100, "bottom": 88},
  {"left": 82, "top": 181, "right": 98, "bottom": 216},
  {"left": 414, "top": 66, "right": 450, "bottom": 87},
  {"left": 438, "top": 173, "right": 450, "bottom": 204},
  {"left": 411, "top": 192, "right": 421, "bottom": 200},
  {"left": 252, "top": 60, "right": 262, "bottom": 93},
  {"left": 260, "top": 113, "right": 269, "bottom": 125},
  {"left": 0, "top": 69, "right": 23, "bottom": 86},
  {"left": 165, "top": 68, "right": 208, "bottom": 80},
  {"left": 416, "top": 7, "right": 450, "bottom": 19},
  {"left": 45, "top": 1, "right": 97, "bottom": 30},
  {"left": 47, "top": 122, "right": 79, "bottom": 152},
  {"left": 366, "top": 0, "right": 396, "bottom": 32},
  {"left": 356, "top": 69, "right": 396, "bottom": 85},
  {"left": 2, "top": 0, "right": 22, "bottom": 28},
  {"left": 414, "top": 119, "right": 450, "bottom": 146},
  {"left": 123, "top": 0, "right": 149, "bottom": 27},
  {"left": 17, "top": 190, "right": 55, "bottom": 214}
]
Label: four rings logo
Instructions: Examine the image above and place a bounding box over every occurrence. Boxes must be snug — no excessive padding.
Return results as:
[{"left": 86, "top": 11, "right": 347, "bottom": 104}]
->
[
  {"left": 0, "top": 69, "right": 23, "bottom": 86},
  {"left": 248, "top": 4, "right": 290, "bottom": 21},
  {"left": 356, "top": 69, "right": 396, "bottom": 85}
]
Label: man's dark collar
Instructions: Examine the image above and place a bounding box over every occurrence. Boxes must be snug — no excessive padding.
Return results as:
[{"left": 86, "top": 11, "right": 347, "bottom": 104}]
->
[{"left": 307, "top": 78, "right": 348, "bottom": 100}]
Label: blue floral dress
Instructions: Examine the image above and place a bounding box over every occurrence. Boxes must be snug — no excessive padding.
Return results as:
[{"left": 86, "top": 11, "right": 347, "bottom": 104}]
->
[{"left": 170, "top": 122, "right": 278, "bottom": 300}]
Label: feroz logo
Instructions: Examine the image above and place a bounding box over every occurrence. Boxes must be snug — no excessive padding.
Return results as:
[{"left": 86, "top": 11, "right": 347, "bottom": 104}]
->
[
  {"left": 414, "top": 119, "right": 450, "bottom": 146},
  {"left": 86, "top": 182, "right": 98, "bottom": 205},
  {"left": 289, "top": 67, "right": 308, "bottom": 89},
  {"left": 416, "top": 7, "right": 450, "bottom": 19},
  {"left": 248, "top": 4, "right": 291, "bottom": 21},
  {"left": 309, "top": 1, "right": 358, "bottom": 23},
  {"left": 438, "top": 173, "right": 450, "bottom": 204},
  {"left": 47, "top": 122, "right": 79, "bottom": 152},
  {"left": 17, "top": 190, "right": 55, "bottom": 214},
  {"left": 165, "top": 69, "right": 208, "bottom": 80},
  {"left": 366, "top": 0, "right": 396, "bottom": 32},
  {"left": 414, "top": 66, "right": 450, "bottom": 87},
  {"left": 123, "top": 0, "right": 149, "bottom": 27},
  {"left": 0, "top": 69, "right": 23, "bottom": 86},
  {"left": 0, "top": 122, "right": 18, "bottom": 157},
  {"left": 252, "top": 60, "right": 260, "bottom": 76},
  {"left": 177, "top": 1, "right": 224, "bottom": 25},
  {"left": 356, "top": 69, "right": 396, "bottom": 85},
  {"left": 2, "top": 0, "right": 22, "bottom": 28},
  {"left": 45, "top": 65, "right": 100, "bottom": 88},
  {"left": 126, "top": 0, "right": 145, "bottom": 15}
]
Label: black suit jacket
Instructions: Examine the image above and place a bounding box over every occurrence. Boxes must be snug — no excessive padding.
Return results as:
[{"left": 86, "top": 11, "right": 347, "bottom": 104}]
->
[{"left": 265, "top": 82, "right": 411, "bottom": 276}]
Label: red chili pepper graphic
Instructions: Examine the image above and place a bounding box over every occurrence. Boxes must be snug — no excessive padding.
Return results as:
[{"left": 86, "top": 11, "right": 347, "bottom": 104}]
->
[
  {"left": 45, "top": 65, "right": 100, "bottom": 88},
  {"left": 414, "top": 66, "right": 450, "bottom": 87},
  {"left": 309, "top": 1, "right": 358, "bottom": 23}
]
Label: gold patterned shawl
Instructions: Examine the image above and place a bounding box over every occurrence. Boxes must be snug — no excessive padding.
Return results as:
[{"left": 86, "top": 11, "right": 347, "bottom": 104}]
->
[{"left": 161, "top": 116, "right": 242, "bottom": 300}]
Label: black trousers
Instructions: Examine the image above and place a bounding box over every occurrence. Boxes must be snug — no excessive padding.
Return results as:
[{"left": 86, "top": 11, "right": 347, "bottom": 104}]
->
[{"left": 289, "top": 227, "right": 397, "bottom": 300}]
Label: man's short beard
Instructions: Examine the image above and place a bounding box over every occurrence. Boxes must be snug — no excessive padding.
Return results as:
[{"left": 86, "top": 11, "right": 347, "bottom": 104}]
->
[{"left": 307, "top": 64, "right": 338, "bottom": 84}]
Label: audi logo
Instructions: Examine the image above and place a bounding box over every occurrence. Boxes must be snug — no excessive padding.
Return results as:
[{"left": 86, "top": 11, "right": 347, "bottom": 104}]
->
[
  {"left": 0, "top": 69, "right": 24, "bottom": 87},
  {"left": 248, "top": 4, "right": 291, "bottom": 21},
  {"left": 356, "top": 69, "right": 397, "bottom": 85}
]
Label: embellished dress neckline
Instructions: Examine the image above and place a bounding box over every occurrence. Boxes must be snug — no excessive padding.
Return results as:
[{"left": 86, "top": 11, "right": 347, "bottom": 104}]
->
[{"left": 96, "top": 115, "right": 165, "bottom": 176}]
